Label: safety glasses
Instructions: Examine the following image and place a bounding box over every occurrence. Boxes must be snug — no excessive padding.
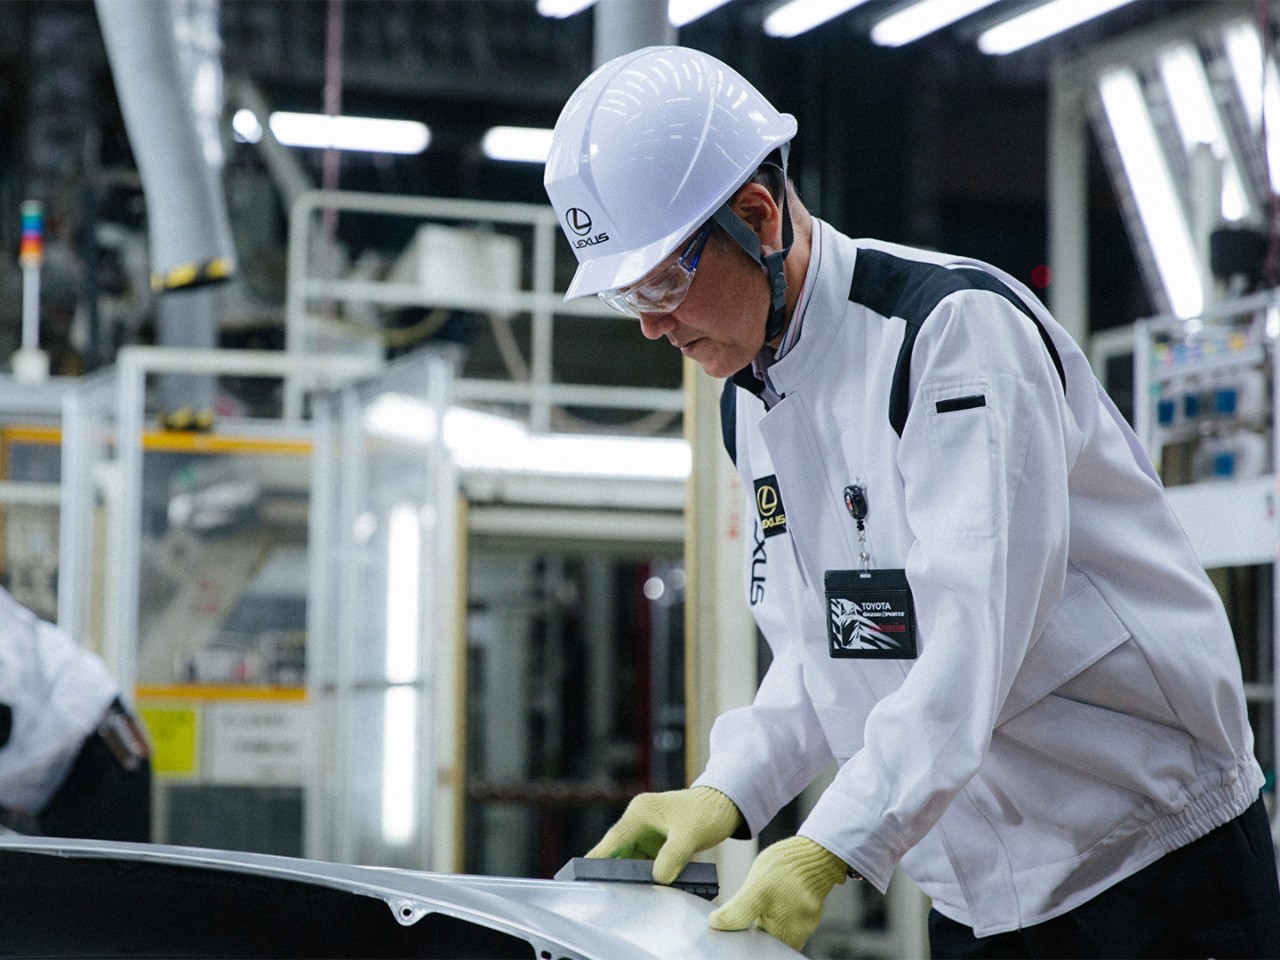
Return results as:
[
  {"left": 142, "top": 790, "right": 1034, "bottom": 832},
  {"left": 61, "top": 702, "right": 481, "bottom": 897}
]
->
[{"left": 598, "top": 222, "right": 714, "bottom": 319}]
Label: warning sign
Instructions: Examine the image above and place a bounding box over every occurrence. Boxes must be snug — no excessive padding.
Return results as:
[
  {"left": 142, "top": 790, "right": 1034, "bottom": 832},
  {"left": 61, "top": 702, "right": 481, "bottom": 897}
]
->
[{"left": 139, "top": 707, "right": 200, "bottom": 778}]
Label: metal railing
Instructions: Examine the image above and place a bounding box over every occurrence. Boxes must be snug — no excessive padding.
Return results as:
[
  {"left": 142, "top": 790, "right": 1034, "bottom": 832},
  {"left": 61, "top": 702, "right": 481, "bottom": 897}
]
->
[{"left": 284, "top": 190, "right": 685, "bottom": 431}]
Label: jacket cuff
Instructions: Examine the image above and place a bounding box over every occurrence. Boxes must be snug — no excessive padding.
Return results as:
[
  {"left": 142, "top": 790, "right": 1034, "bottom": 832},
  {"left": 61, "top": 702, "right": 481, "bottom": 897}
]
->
[
  {"left": 692, "top": 762, "right": 782, "bottom": 840},
  {"left": 798, "top": 791, "right": 912, "bottom": 894}
]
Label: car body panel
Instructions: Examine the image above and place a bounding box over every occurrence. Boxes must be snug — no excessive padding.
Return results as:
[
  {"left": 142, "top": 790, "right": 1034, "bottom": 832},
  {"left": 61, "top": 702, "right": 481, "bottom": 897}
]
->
[{"left": 0, "top": 835, "right": 803, "bottom": 960}]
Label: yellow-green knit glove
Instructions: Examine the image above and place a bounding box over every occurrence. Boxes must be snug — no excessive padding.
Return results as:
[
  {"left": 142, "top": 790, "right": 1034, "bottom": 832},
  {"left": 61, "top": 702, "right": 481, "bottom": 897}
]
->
[
  {"left": 586, "top": 786, "right": 742, "bottom": 885},
  {"left": 709, "top": 836, "right": 849, "bottom": 950}
]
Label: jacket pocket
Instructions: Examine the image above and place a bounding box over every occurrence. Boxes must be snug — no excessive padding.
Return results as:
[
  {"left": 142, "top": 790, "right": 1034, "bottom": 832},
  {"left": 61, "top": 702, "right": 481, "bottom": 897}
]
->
[
  {"left": 922, "top": 378, "right": 996, "bottom": 537},
  {"left": 995, "top": 571, "right": 1130, "bottom": 728}
]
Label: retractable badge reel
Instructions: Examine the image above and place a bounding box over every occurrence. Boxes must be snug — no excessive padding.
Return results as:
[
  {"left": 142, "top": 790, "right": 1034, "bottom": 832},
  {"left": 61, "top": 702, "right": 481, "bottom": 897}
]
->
[{"left": 824, "top": 484, "right": 917, "bottom": 659}]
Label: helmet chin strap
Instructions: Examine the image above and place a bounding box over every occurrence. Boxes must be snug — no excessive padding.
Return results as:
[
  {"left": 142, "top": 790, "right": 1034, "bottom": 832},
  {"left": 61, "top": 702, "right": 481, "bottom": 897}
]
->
[{"left": 708, "top": 141, "right": 793, "bottom": 344}]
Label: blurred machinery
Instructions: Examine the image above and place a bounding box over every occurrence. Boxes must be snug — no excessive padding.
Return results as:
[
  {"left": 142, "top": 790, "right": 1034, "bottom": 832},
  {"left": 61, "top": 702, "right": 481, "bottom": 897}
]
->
[
  {"left": 1130, "top": 298, "right": 1279, "bottom": 802},
  {"left": 1061, "top": 2, "right": 1280, "bottom": 830}
]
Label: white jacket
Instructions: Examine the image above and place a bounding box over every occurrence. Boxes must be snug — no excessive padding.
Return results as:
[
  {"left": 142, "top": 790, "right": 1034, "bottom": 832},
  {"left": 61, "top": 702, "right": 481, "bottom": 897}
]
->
[
  {"left": 695, "top": 221, "right": 1263, "bottom": 936},
  {"left": 0, "top": 588, "right": 117, "bottom": 811}
]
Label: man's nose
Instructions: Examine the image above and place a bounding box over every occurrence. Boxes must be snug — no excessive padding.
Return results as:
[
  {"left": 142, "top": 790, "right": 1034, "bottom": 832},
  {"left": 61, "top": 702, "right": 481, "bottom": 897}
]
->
[{"left": 638, "top": 311, "right": 675, "bottom": 340}]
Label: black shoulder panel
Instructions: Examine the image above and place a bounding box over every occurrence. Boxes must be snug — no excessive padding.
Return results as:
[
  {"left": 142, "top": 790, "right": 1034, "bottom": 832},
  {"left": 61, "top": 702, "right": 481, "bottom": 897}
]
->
[
  {"left": 719, "top": 378, "right": 738, "bottom": 467},
  {"left": 848, "top": 249, "right": 1065, "bottom": 436}
]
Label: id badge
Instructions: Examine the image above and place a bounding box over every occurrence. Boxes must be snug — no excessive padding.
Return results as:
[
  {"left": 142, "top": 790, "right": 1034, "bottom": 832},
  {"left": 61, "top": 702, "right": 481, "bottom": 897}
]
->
[{"left": 824, "top": 568, "right": 917, "bottom": 659}]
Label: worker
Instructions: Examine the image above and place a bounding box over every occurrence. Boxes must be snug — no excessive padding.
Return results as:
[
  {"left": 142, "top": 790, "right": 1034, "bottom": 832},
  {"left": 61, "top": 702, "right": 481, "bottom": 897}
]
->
[
  {"left": 0, "top": 586, "right": 150, "bottom": 842},
  {"left": 544, "top": 46, "right": 1280, "bottom": 957}
]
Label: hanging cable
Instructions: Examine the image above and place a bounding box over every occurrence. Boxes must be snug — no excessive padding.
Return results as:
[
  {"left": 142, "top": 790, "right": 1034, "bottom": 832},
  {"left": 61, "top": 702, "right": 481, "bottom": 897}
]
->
[
  {"left": 319, "top": 0, "right": 345, "bottom": 332},
  {"left": 1256, "top": 0, "right": 1280, "bottom": 288}
]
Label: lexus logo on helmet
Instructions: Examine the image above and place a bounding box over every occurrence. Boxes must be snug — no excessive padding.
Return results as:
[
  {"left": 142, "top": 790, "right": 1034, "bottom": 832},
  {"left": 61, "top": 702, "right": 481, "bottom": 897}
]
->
[
  {"left": 566, "top": 208, "right": 593, "bottom": 236},
  {"left": 565, "top": 207, "right": 609, "bottom": 248}
]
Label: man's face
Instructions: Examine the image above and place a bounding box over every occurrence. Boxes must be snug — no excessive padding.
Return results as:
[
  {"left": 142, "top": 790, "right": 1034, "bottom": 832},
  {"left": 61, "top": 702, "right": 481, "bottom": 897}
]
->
[{"left": 636, "top": 236, "right": 769, "bottom": 378}]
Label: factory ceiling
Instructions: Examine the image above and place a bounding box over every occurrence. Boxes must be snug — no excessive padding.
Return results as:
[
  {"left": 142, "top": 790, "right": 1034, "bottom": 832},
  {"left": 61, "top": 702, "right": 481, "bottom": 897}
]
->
[{"left": 0, "top": 0, "right": 1247, "bottom": 409}]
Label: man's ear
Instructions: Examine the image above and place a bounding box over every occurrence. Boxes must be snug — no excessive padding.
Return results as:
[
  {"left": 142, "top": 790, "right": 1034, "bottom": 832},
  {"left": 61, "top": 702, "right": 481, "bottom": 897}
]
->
[{"left": 729, "top": 183, "right": 782, "bottom": 251}]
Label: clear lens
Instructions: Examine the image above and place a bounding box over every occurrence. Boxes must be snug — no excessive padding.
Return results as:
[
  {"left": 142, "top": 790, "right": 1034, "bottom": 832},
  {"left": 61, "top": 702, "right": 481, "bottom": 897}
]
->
[
  {"left": 598, "top": 290, "right": 644, "bottom": 318},
  {"left": 597, "top": 260, "right": 695, "bottom": 318},
  {"left": 596, "top": 224, "right": 710, "bottom": 319}
]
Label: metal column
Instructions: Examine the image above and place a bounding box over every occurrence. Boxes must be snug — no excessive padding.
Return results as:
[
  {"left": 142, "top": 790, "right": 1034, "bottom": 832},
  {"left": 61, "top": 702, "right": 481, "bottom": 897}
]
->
[{"left": 593, "top": 0, "right": 674, "bottom": 67}]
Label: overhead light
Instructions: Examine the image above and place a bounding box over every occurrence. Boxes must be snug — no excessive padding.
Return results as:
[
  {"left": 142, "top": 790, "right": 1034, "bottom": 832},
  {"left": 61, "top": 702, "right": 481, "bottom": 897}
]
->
[
  {"left": 363, "top": 400, "right": 691, "bottom": 481},
  {"left": 381, "top": 686, "right": 418, "bottom": 845},
  {"left": 482, "top": 126, "right": 554, "bottom": 164},
  {"left": 1224, "top": 22, "right": 1264, "bottom": 128},
  {"left": 232, "top": 109, "right": 263, "bottom": 143},
  {"left": 1158, "top": 44, "right": 1251, "bottom": 222},
  {"left": 764, "top": 0, "right": 873, "bottom": 39},
  {"left": 870, "top": 0, "right": 1002, "bottom": 47},
  {"left": 1224, "top": 20, "right": 1280, "bottom": 194},
  {"left": 445, "top": 408, "right": 691, "bottom": 480},
  {"left": 263, "top": 111, "right": 430, "bottom": 154},
  {"left": 537, "top": 0, "right": 597, "bottom": 17},
  {"left": 978, "top": 0, "right": 1137, "bottom": 55},
  {"left": 669, "top": 0, "right": 733, "bottom": 27},
  {"left": 385, "top": 503, "right": 421, "bottom": 686},
  {"left": 1098, "top": 68, "right": 1204, "bottom": 318},
  {"left": 235, "top": 108, "right": 431, "bottom": 154},
  {"left": 381, "top": 504, "right": 421, "bottom": 847}
]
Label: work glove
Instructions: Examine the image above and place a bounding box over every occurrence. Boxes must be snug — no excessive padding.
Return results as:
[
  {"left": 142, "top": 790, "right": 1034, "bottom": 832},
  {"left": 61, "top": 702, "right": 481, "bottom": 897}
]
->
[
  {"left": 709, "top": 836, "right": 849, "bottom": 950},
  {"left": 586, "top": 786, "right": 742, "bottom": 885}
]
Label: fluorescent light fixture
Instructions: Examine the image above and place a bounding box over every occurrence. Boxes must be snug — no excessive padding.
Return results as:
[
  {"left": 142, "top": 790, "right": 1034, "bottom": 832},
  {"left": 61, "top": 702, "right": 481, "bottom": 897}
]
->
[
  {"left": 978, "top": 0, "right": 1137, "bottom": 55},
  {"left": 537, "top": 0, "right": 597, "bottom": 16},
  {"left": 669, "top": 0, "right": 733, "bottom": 27},
  {"left": 381, "top": 503, "right": 421, "bottom": 847},
  {"left": 1225, "top": 22, "right": 1264, "bottom": 127},
  {"left": 1158, "top": 45, "right": 1250, "bottom": 221},
  {"left": 764, "top": 0, "right": 872, "bottom": 38},
  {"left": 482, "top": 126, "right": 555, "bottom": 164},
  {"left": 381, "top": 686, "right": 418, "bottom": 845},
  {"left": 1224, "top": 20, "right": 1280, "bottom": 194},
  {"left": 385, "top": 503, "right": 420, "bottom": 684},
  {"left": 870, "top": 0, "right": 1002, "bottom": 47},
  {"left": 445, "top": 407, "right": 691, "bottom": 480},
  {"left": 363, "top": 398, "right": 691, "bottom": 481},
  {"left": 233, "top": 108, "right": 263, "bottom": 143},
  {"left": 1098, "top": 68, "right": 1204, "bottom": 318},
  {"left": 264, "top": 111, "right": 430, "bottom": 154}
]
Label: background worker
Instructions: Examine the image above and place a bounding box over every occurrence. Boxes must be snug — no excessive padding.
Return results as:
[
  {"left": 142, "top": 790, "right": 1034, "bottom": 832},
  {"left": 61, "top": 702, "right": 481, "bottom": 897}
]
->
[
  {"left": 544, "top": 46, "right": 1280, "bottom": 958},
  {"left": 0, "top": 586, "right": 150, "bottom": 842}
]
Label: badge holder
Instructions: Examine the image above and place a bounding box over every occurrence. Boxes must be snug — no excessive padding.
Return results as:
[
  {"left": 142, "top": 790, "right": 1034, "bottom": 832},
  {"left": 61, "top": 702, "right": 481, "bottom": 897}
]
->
[{"left": 825, "top": 484, "right": 918, "bottom": 659}]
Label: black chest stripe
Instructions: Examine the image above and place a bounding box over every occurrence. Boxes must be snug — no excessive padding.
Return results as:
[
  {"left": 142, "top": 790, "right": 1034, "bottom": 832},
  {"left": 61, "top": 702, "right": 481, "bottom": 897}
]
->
[
  {"left": 719, "top": 378, "right": 738, "bottom": 466},
  {"left": 849, "top": 250, "right": 1065, "bottom": 436}
]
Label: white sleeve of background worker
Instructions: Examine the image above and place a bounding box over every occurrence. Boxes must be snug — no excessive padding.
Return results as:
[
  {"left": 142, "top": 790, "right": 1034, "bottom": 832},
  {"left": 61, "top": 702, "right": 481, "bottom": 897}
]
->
[{"left": 0, "top": 588, "right": 117, "bottom": 811}]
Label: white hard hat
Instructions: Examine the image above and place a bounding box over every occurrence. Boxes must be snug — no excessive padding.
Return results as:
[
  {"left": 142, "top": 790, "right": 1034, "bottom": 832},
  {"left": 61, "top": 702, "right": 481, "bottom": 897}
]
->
[{"left": 545, "top": 46, "right": 797, "bottom": 301}]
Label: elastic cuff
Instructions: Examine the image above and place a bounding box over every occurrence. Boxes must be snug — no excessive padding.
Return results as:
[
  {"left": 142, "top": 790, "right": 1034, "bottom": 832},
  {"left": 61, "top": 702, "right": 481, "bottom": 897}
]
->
[{"left": 785, "top": 837, "right": 850, "bottom": 889}]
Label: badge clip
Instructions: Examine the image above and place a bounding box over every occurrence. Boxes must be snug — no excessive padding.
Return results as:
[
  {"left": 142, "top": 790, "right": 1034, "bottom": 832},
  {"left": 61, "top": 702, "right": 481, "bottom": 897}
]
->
[{"left": 843, "top": 483, "right": 871, "bottom": 575}]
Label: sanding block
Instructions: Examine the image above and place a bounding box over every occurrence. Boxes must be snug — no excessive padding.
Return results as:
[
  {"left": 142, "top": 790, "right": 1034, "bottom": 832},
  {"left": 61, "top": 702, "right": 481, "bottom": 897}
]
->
[{"left": 553, "top": 858, "right": 719, "bottom": 900}]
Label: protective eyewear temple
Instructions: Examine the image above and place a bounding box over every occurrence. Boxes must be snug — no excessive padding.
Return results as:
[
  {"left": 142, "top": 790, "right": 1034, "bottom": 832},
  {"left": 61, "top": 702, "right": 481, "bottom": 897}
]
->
[{"left": 598, "top": 222, "right": 714, "bottom": 319}]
